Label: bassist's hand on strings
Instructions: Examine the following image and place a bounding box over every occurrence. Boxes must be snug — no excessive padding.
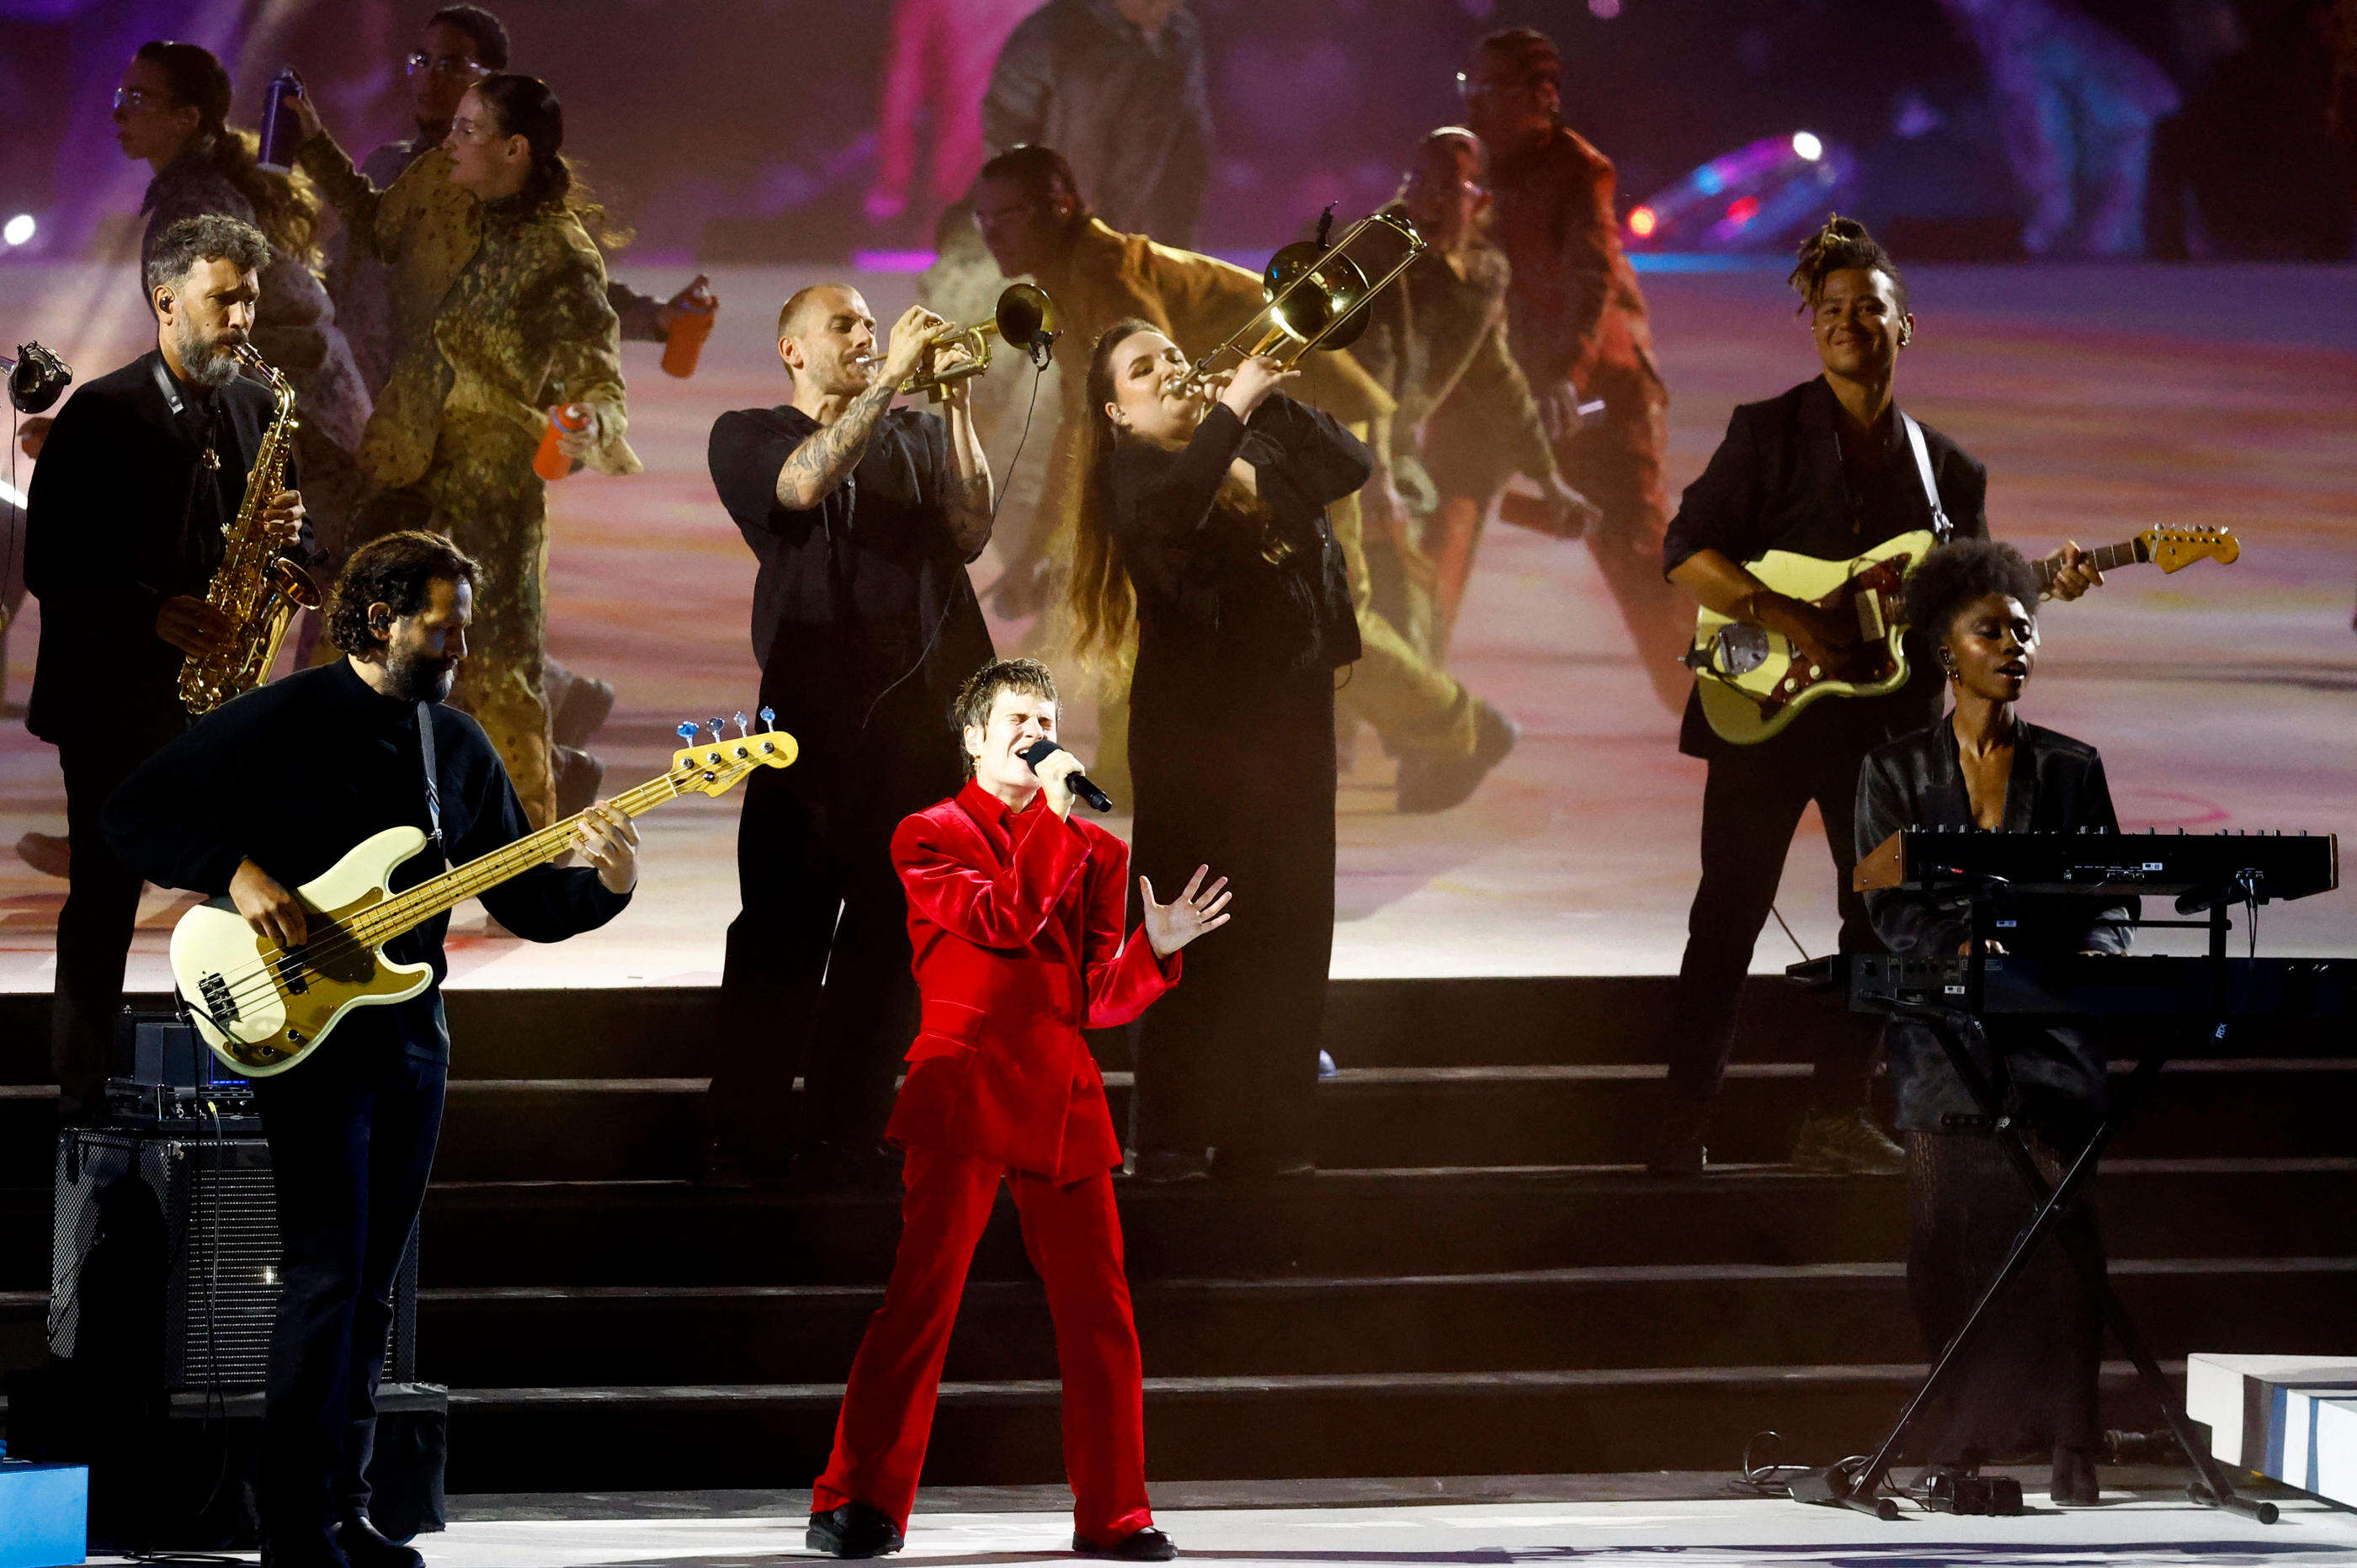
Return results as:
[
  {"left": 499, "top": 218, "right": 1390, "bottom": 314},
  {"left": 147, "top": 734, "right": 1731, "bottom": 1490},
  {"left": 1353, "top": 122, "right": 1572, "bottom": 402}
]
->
[
  {"left": 572, "top": 801, "right": 640, "bottom": 895},
  {"left": 231, "top": 858, "right": 308, "bottom": 949}
]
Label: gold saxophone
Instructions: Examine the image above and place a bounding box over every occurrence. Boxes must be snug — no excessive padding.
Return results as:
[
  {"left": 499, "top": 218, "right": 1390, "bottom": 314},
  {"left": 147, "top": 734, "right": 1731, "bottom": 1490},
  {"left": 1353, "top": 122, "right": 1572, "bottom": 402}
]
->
[{"left": 177, "top": 343, "right": 323, "bottom": 715}]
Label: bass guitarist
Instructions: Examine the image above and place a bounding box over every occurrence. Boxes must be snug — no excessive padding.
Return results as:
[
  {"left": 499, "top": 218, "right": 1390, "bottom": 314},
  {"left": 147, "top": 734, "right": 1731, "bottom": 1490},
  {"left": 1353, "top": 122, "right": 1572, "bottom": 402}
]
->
[
  {"left": 102, "top": 530, "right": 641, "bottom": 1568},
  {"left": 1650, "top": 215, "right": 2101, "bottom": 1177}
]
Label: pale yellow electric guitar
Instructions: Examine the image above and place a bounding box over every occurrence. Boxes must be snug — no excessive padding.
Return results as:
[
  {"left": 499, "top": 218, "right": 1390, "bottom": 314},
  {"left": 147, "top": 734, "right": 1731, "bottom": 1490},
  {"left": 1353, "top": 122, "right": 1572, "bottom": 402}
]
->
[
  {"left": 1686, "top": 525, "right": 2240, "bottom": 745},
  {"left": 172, "top": 716, "right": 797, "bottom": 1077}
]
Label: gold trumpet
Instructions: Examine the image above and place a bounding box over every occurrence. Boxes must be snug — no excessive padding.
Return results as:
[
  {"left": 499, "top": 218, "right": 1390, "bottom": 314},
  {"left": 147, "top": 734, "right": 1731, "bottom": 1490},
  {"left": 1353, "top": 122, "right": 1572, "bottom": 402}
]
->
[
  {"left": 1176, "top": 209, "right": 1424, "bottom": 394},
  {"left": 897, "top": 283, "right": 1056, "bottom": 399}
]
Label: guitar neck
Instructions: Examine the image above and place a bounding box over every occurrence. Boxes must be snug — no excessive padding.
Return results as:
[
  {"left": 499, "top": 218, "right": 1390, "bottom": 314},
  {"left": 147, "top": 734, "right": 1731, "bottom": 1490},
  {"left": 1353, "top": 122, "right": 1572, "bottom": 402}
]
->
[
  {"left": 362, "top": 773, "right": 683, "bottom": 943},
  {"left": 2032, "top": 535, "right": 2144, "bottom": 585}
]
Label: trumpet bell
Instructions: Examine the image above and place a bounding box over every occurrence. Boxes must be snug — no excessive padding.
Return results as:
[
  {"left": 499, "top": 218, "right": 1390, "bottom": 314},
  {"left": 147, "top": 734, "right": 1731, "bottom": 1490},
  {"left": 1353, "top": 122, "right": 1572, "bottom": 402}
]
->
[
  {"left": 993, "top": 282, "right": 1056, "bottom": 351},
  {"left": 1262, "top": 242, "right": 1375, "bottom": 352}
]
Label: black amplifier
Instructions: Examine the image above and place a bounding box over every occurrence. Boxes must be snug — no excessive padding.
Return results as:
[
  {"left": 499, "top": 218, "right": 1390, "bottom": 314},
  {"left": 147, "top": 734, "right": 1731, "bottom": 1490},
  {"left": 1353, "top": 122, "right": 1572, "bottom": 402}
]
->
[{"left": 108, "top": 1009, "right": 257, "bottom": 1130}]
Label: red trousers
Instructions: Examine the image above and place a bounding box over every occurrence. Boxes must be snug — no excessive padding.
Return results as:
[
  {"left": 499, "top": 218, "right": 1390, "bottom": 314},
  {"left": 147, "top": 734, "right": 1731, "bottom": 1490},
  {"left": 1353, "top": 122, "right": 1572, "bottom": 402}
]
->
[{"left": 812, "top": 1145, "right": 1153, "bottom": 1540}]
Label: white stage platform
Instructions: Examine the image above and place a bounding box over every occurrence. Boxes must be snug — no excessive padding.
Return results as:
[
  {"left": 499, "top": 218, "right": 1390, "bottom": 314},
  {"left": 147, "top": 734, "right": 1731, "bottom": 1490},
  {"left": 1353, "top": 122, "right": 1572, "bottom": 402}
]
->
[{"left": 75, "top": 1486, "right": 2357, "bottom": 1568}]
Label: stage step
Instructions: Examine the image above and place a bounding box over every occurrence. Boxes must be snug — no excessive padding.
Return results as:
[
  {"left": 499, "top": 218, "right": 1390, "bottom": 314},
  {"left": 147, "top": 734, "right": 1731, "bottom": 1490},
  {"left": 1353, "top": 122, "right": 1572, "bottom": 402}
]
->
[
  {"left": 403, "top": 1159, "right": 2357, "bottom": 1289},
  {"left": 432, "top": 1361, "right": 2176, "bottom": 1493},
  {"left": 3, "top": 1055, "right": 2333, "bottom": 1188},
  {"left": 4, "top": 982, "right": 2343, "bottom": 1086},
  {"left": 402, "top": 1257, "right": 2357, "bottom": 1390},
  {"left": 7, "top": 1159, "right": 2354, "bottom": 1295}
]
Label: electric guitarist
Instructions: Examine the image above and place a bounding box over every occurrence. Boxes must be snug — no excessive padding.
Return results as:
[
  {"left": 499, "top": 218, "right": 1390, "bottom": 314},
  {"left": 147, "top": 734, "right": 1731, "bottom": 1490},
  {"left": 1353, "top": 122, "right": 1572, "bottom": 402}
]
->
[
  {"left": 1650, "top": 215, "right": 2102, "bottom": 1178},
  {"left": 101, "top": 531, "right": 641, "bottom": 1568}
]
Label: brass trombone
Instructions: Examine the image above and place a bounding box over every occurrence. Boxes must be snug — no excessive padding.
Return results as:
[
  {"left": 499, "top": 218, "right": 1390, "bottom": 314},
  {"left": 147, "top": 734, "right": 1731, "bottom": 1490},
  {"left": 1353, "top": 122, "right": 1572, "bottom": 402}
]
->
[
  {"left": 1175, "top": 209, "right": 1424, "bottom": 394},
  {"left": 898, "top": 283, "right": 1057, "bottom": 399}
]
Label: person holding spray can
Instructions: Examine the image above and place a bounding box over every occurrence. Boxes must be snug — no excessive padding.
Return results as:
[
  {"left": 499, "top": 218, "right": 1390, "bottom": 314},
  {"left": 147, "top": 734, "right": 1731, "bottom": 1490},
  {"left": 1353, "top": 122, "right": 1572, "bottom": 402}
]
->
[{"left": 289, "top": 70, "right": 639, "bottom": 827}]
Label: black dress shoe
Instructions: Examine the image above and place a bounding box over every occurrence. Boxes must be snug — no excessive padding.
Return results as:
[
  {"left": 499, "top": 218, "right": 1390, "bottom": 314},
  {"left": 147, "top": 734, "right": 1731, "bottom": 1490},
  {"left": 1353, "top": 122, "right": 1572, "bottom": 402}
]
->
[
  {"left": 808, "top": 1502, "right": 904, "bottom": 1558},
  {"left": 338, "top": 1513, "right": 423, "bottom": 1568},
  {"left": 1127, "top": 1148, "right": 1212, "bottom": 1183},
  {"left": 1075, "top": 1527, "right": 1177, "bottom": 1560}
]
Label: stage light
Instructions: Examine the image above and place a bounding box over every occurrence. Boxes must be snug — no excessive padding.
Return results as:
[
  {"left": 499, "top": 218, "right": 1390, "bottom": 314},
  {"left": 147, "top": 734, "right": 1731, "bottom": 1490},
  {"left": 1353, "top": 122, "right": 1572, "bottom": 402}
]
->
[
  {"left": 1791, "top": 131, "right": 1823, "bottom": 162},
  {"left": 1588, "top": 0, "right": 1622, "bottom": 16},
  {"left": 1628, "top": 205, "right": 1657, "bottom": 239},
  {"left": 2, "top": 214, "right": 33, "bottom": 247},
  {"left": 1727, "top": 197, "right": 1760, "bottom": 226}
]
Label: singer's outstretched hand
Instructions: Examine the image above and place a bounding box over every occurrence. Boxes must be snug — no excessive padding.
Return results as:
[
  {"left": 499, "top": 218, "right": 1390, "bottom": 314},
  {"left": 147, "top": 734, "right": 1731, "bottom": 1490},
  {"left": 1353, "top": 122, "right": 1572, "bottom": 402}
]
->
[{"left": 1141, "top": 864, "right": 1232, "bottom": 959}]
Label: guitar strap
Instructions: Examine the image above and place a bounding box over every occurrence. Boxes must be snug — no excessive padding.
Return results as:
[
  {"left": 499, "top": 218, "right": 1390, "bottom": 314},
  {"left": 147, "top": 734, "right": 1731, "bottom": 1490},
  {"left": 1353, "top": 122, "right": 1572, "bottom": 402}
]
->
[
  {"left": 1900, "top": 412, "right": 1953, "bottom": 544},
  {"left": 416, "top": 703, "right": 446, "bottom": 871}
]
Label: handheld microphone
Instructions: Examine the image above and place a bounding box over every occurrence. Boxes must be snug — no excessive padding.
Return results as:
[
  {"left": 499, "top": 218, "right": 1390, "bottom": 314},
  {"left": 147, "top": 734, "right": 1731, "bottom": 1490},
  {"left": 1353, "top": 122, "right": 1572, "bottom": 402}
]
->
[{"left": 1019, "top": 738, "right": 1113, "bottom": 813}]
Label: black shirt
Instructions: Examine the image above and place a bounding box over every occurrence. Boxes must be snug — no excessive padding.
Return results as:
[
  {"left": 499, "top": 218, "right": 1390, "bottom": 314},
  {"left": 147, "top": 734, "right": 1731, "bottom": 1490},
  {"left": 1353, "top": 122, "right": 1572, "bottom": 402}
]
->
[
  {"left": 102, "top": 660, "right": 630, "bottom": 1061},
  {"left": 1662, "top": 375, "right": 1988, "bottom": 760},
  {"left": 1109, "top": 396, "right": 1368, "bottom": 685},
  {"left": 706, "top": 403, "right": 992, "bottom": 779},
  {"left": 24, "top": 348, "right": 305, "bottom": 744}
]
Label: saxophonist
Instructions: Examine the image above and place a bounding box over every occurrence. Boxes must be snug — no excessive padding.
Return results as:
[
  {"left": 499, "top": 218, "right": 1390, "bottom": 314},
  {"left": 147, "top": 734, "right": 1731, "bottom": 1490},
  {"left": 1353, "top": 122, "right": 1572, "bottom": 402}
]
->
[{"left": 24, "top": 212, "right": 314, "bottom": 1124}]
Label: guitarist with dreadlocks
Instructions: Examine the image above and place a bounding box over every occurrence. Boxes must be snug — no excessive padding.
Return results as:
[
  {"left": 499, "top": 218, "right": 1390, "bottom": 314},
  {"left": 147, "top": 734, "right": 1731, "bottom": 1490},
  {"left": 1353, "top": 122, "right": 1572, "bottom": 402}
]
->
[{"left": 1647, "top": 215, "right": 2103, "bottom": 1178}]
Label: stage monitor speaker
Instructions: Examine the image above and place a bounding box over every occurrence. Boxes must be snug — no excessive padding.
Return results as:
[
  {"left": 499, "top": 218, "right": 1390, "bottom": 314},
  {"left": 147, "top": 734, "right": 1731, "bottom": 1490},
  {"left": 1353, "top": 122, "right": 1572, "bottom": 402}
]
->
[{"left": 49, "top": 1126, "right": 418, "bottom": 1391}]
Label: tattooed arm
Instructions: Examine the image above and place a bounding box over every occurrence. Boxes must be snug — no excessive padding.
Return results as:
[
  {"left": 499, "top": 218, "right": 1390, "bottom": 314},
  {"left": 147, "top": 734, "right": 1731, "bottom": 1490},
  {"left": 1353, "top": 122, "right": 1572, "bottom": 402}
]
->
[
  {"left": 774, "top": 302, "right": 950, "bottom": 509},
  {"left": 773, "top": 378, "right": 899, "bottom": 510}
]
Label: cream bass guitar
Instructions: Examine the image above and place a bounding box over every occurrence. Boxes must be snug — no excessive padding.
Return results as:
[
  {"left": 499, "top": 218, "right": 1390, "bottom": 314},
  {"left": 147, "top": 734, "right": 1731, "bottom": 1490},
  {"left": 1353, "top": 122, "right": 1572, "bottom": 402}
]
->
[
  {"left": 1684, "top": 525, "right": 2240, "bottom": 746},
  {"left": 172, "top": 715, "right": 795, "bottom": 1077}
]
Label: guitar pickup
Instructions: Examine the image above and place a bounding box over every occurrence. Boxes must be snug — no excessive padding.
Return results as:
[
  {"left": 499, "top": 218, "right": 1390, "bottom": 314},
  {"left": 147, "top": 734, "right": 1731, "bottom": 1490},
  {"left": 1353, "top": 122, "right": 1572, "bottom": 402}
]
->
[
  {"left": 1854, "top": 589, "right": 1886, "bottom": 642},
  {"left": 200, "top": 971, "right": 240, "bottom": 1024}
]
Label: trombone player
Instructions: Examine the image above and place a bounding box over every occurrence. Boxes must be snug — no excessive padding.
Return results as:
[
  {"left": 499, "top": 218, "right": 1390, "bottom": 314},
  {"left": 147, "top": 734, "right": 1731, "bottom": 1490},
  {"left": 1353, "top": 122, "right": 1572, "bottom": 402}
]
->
[
  {"left": 24, "top": 212, "right": 312, "bottom": 1125},
  {"left": 971, "top": 144, "right": 1519, "bottom": 811},
  {"left": 700, "top": 285, "right": 998, "bottom": 1189}
]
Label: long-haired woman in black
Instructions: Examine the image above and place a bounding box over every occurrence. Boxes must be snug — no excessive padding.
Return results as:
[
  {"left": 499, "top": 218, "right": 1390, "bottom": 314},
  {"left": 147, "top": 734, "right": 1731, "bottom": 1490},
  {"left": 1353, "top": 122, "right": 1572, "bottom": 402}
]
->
[{"left": 1067, "top": 322, "right": 1370, "bottom": 1182}]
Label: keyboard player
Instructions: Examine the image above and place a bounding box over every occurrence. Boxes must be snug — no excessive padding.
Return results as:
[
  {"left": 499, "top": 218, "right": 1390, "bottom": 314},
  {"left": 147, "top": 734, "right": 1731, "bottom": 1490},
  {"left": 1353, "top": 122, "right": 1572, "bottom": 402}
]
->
[{"left": 1851, "top": 538, "right": 2134, "bottom": 1506}]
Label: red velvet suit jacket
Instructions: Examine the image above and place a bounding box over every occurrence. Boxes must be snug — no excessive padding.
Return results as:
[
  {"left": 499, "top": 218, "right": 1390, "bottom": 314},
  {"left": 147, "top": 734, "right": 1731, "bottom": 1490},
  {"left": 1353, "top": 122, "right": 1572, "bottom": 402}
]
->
[{"left": 886, "top": 779, "right": 1179, "bottom": 1183}]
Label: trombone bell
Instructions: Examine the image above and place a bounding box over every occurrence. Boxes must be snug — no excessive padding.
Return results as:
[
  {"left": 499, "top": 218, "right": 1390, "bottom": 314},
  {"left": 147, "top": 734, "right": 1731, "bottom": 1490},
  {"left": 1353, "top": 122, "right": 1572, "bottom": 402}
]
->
[
  {"left": 1178, "top": 210, "right": 1423, "bottom": 393},
  {"left": 899, "top": 283, "right": 1058, "bottom": 399}
]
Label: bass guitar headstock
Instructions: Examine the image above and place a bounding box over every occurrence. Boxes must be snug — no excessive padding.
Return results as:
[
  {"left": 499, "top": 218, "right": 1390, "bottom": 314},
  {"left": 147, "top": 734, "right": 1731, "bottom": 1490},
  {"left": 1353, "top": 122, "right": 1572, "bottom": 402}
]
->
[
  {"left": 2140, "top": 524, "right": 2239, "bottom": 572},
  {"left": 669, "top": 708, "right": 798, "bottom": 798}
]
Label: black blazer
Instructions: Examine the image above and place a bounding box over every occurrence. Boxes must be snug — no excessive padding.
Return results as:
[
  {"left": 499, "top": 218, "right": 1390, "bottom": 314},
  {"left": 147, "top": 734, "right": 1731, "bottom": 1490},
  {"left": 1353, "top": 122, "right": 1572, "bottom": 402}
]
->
[
  {"left": 1857, "top": 717, "right": 2135, "bottom": 1132},
  {"left": 1663, "top": 376, "right": 1990, "bottom": 759},
  {"left": 24, "top": 349, "right": 288, "bottom": 744},
  {"left": 1109, "top": 394, "right": 1368, "bottom": 682},
  {"left": 1854, "top": 717, "right": 2137, "bottom": 959}
]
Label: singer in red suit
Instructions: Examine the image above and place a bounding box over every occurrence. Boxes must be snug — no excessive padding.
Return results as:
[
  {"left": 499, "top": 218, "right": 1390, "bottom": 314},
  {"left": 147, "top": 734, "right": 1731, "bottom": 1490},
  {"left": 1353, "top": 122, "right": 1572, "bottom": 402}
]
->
[{"left": 809, "top": 657, "right": 1232, "bottom": 1562}]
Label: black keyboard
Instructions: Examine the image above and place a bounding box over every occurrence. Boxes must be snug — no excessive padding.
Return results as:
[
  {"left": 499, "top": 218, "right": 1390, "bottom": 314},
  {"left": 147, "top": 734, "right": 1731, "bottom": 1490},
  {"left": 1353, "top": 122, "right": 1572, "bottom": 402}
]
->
[
  {"left": 1853, "top": 828, "right": 2338, "bottom": 902},
  {"left": 1789, "top": 953, "right": 2357, "bottom": 1018}
]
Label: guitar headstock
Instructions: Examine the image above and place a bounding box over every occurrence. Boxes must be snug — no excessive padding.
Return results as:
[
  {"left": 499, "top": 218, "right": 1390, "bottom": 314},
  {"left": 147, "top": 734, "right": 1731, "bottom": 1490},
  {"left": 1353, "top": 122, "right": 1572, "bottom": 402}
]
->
[
  {"left": 2140, "top": 525, "right": 2239, "bottom": 572},
  {"left": 668, "top": 708, "right": 797, "bottom": 798}
]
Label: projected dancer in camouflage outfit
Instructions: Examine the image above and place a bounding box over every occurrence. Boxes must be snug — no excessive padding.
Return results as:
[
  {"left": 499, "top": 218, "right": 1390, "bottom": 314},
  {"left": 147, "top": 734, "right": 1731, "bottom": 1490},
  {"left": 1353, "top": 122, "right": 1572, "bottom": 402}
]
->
[{"left": 292, "top": 72, "right": 638, "bottom": 827}]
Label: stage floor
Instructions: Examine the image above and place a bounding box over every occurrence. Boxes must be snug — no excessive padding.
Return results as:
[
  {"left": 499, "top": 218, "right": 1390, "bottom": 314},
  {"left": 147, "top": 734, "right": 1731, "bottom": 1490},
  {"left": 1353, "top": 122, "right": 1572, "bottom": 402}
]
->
[
  {"left": 76, "top": 1481, "right": 2357, "bottom": 1568},
  {"left": 3, "top": 260, "right": 2353, "bottom": 991}
]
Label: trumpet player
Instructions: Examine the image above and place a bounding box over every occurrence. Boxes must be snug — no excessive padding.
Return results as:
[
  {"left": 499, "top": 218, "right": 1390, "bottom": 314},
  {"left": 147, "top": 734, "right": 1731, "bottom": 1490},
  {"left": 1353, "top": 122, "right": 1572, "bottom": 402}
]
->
[
  {"left": 24, "top": 212, "right": 314, "bottom": 1124},
  {"left": 700, "top": 286, "right": 995, "bottom": 1189}
]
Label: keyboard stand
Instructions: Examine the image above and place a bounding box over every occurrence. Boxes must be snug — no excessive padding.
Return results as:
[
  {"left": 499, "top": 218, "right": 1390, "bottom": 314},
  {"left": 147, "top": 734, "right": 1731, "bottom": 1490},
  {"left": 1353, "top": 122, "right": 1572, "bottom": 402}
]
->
[{"left": 1790, "top": 887, "right": 2280, "bottom": 1522}]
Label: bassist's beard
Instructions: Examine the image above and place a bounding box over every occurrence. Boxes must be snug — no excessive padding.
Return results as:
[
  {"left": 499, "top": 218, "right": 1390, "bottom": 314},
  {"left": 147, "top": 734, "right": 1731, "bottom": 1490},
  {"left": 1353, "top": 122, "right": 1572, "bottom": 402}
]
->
[{"left": 384, "top": 646, "right": 458, "bottom": 704}]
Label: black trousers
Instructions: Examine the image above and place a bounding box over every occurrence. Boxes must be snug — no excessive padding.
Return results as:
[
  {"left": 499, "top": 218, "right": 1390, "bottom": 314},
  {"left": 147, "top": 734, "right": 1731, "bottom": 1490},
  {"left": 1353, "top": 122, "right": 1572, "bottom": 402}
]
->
[
  {"left": 251, "top": 1020, "right": 445, "bottom": 1540},
  {"left": 52, "top": 728, "right": 179, "bottom": 1120},
  {"left": 1129, "top": 667, "right": 1337, "bottom": 1167},
  {"left": 1665, "top": 728, "right": 1884, "bottom": 1111},
  {"left": 710, "top": 765, "right": 930, "bottom": 1163}
]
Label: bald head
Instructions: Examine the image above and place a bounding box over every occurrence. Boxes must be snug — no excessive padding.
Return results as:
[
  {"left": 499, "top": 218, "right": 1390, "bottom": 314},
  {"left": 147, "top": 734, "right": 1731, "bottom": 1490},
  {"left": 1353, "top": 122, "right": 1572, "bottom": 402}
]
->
[{"left": 776, "top": 283, "right": 879, "bottom": 400}]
